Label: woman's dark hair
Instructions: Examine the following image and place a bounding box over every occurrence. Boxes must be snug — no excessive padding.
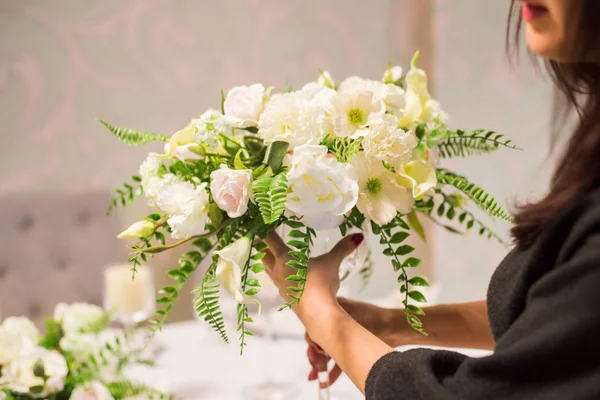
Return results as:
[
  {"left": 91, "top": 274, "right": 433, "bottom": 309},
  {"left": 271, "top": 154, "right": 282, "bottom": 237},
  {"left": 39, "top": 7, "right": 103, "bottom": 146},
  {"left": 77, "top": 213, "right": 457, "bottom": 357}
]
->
[{"left": 508, "top": 0, "right": 600, "bottom": 248}]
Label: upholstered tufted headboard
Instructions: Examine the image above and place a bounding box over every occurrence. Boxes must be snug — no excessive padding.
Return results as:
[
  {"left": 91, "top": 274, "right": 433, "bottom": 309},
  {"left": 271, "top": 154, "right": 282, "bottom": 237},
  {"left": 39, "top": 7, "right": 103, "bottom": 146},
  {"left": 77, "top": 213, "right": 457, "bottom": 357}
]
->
[{"left": 0, "top": 192, "right": 127, "bottom": 326}]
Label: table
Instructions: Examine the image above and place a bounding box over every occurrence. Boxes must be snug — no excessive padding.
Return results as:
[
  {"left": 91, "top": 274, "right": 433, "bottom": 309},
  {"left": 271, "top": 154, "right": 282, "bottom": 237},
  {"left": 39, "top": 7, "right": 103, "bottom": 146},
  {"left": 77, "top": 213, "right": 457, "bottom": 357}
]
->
[{"left": 128, "top": 320, "right": 493, "bottom": 400}]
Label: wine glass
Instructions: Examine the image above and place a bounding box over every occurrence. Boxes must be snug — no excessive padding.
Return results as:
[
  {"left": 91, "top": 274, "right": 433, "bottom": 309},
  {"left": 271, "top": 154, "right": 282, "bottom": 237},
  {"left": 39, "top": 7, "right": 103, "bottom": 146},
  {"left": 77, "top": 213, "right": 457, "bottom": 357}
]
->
[
  {"left": 103, "top": 263, "right": 156, "bottom": 331},
  {"left": 244, "top": 270, "right": 300, "bottom": 400}
]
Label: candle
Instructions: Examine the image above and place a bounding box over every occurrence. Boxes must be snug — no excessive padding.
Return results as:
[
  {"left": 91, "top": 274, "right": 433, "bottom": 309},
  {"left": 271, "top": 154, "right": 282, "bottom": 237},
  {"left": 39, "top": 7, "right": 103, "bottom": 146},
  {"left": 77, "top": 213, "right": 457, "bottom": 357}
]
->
[{"left": 103, "top": 264, "right": 155, "bottom": 324}]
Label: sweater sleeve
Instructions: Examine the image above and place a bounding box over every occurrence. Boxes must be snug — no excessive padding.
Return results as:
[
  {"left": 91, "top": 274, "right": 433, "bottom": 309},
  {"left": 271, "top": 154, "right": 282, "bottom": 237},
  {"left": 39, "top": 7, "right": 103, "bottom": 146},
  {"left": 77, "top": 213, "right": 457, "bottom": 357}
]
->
[{"left": 365, "top": 230, "right": 600, "bottom": 400}]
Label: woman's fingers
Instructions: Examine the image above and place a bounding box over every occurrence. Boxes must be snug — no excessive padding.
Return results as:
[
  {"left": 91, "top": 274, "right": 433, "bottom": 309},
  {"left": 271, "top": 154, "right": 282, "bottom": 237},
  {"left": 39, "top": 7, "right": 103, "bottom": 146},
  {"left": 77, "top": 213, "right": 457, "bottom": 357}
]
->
[
  {"left": 305, "top": 332, "right": 326, "bottom": 355},
  {"left": 263, "top": 231, "right": 290, "bottom": 258}
]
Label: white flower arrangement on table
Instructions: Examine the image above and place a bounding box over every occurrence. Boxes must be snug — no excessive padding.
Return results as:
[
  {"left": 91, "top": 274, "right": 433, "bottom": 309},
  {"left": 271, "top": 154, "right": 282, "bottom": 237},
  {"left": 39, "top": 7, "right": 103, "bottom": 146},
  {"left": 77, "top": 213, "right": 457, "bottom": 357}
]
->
[
  {"left": 102, "top": 52, "right": 518, "bottom": 352},
  {"left": 0, "top": 303, "right": 171, "bottom": 400}
]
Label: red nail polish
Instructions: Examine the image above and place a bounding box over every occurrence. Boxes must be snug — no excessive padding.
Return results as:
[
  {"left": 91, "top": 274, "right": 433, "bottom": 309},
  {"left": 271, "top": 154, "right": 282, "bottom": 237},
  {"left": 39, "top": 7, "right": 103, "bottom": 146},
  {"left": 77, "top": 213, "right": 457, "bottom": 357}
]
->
[{"left": 351, "top": 233, "right": 364, "bottom": 246}]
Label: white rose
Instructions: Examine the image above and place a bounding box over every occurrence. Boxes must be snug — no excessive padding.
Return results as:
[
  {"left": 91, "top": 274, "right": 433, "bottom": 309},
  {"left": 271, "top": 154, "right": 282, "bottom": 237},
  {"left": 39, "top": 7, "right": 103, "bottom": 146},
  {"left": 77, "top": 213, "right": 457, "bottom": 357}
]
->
[
  {"left": 70, "top": 381, "right": 115, "bottom": 400},
  {"left": 210, "top": 165, "right": 253, "bottom": 218},
  {"left": 224, "top": 84, "right": 265, "bottom": 128},
  {"left": 117, "top": 220, "right": 155, "bottom": 240},
  {"left": 258, "top": 90, "right": 332, "bottom": 147},
  {"left": 156, "top": 175, "right": 210, "bottom": 239},
  {"left": 285, "top": 145, "right": 359, "bottom": 230},
  {"left": 54, "top": 302, "right": 106, "bottom": 336},
  {"left": 0, "top": 317, "right": 40, "bottom": 366},
  {"left": 1, "top": 348, "right": 67, "bottom": 398},
  {"left": 362, "top": 115, "right": 417, "bottom": 169},
  {"left": 215, "top": 236, "right": 261, "bottom": 312}
]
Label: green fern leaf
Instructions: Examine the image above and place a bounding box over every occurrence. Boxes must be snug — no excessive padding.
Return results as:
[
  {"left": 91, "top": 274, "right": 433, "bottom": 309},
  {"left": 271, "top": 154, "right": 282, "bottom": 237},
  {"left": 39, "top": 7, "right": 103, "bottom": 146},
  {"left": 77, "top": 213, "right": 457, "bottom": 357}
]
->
[
  {"left": 150, "top": 240, "right": 214, "bottom": 334},
  {"left": 99, "top": 119, "right": 170, "bottom": 146},
  {"left": 192, "top": 222, "right": 239, "bottom": 343},
  {"left": 107, "top": 176, "right": 143, "bottom": 215},
  {"left": 193, "top": 272, "right": 229, "bottom": 343},
  {"left": 359, "top": 250, "right": 374, "bottom": 292},
  {"left": 252, "top": 172, "right": 288, "bottom": 224},
  {"left": 438, "top": 129, "right": 520, "bottom": 159},
  {"left": 437, "top": 169, "right": 512, "bottom": 222},
  {"left": 279, "top": 225, "right": 314, "bottom": 310},
  {"left": 329, "top": 137, "right": 363, "bottom": 163}
]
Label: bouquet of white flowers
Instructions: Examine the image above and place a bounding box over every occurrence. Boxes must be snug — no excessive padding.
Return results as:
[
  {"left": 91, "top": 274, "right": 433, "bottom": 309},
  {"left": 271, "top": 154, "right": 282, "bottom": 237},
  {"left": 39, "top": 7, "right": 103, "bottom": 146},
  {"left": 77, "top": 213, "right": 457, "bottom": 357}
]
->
[
  {"left": 0, "top": 303, "right": 170, "bottom": 400},
  {"left": 102, "top": 52, "right": 517, "bottom": 352}
]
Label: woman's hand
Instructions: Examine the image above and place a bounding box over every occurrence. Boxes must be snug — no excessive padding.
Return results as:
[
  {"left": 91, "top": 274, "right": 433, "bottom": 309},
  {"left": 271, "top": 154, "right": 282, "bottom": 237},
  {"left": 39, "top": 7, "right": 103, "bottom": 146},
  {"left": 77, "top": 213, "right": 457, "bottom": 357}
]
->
[
  {"left": 305, "top": 298, "right": 395, "bottom": 388},
  {"left": 261, "top": 231, "right": 365, "bottom": 326}
]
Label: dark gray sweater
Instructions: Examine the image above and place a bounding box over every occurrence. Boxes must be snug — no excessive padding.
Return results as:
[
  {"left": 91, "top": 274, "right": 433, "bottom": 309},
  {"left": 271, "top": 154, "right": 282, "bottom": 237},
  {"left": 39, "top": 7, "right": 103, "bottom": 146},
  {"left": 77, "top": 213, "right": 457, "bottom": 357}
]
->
[{"left": 365, "top": 186, "right": 600, "bottom": 399}]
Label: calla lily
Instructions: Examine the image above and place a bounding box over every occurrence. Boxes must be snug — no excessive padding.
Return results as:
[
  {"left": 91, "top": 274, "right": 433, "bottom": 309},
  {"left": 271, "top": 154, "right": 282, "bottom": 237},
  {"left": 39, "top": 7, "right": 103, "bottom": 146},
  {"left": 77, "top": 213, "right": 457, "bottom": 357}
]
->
[
  {"left": 215, "top": 236, "right": 261, "bottom": 313},
  {"left": 154, "top": 122, "right": 199, "bottom": 159},
  {"left": 397, "top": 160, "right": 437, "bottom": 200},
  {"left": 117, "top": 220, "right": 155, "bottom": 239}
]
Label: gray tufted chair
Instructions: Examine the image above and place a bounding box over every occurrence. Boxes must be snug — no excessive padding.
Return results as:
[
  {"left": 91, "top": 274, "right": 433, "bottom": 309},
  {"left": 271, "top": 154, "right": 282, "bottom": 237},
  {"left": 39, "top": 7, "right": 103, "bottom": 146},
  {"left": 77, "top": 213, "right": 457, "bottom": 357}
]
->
[{"left": 0, "top": 192, "right": 128, "bottom": 326}]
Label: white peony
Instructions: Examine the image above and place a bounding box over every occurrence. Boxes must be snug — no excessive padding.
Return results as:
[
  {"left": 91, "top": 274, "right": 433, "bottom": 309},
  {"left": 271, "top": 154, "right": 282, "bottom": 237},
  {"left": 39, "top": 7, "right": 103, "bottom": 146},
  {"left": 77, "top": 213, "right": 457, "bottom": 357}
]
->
[
  {"left": 1, "top": 348, "right": 68, "bottom": 398},
  {"left": 224, "top": 84, "right": 266, "bottom": 128},
  {"left": 331, "top": 90, "right": 384, "bottom": 138},
  {"left": 54, "top": 302, "right": 106, "bottom": 336},
  {"left": 397, "top": 160, "right": 438, "bottom": 200},
  {"left": 193, "top": 108, "right": 229, "bottom": 150},
  {"left": 69, "top": 381, "right": 115, "bottom": 400},
  {"left": 156, "top": 175, "right": 210, "bottom": 239},
  {"left": 339, "top": 76, "right": 404, "bottom": 113},
  {"left": 351, "top": 152, "right": 414, "bottom": 226},
  {"left": 285, "top": 145, "right": 359, "bottom": 230},
  {"left": 210, "top": 165, "right": 253, "bottom": 218},
  {"left": 117, "top": 220, "right": 155, "bottom": 240},
  {"left": 0, "top": 317, "right": 39, "bottom": 365},
  {"left": 59, "top": 333, "right": 100, "bottom": 361},
  {"left": 215, "top": 236, "right": 261, "bottom": 311},
  {"left": 258, "top": 90, "right": 333, "bottom": 147},
  {"left": 362, "top": 114, "right": 417, "bottom": 169}
]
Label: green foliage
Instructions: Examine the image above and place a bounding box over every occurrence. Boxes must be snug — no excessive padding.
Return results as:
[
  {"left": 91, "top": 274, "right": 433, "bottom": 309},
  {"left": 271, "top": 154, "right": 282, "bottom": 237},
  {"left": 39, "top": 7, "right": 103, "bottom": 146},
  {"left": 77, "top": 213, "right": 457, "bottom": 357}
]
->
[
  {"left": 78, "top": 312, "right": 111, "bottom": 335},
  {"left": 99, "top": 119, "right": 170, "bottom": 146},
  {"left": 329, "top": 137, "right": 363, "bottom": 163},
  {"left": 264, "top": 141, "right": 289, "bottom": 173},
  {"left": 39, "top": 318, "right": 63, "bottom": 350},
  {"left": 339, "top": 207, "right": 366, "bottom": 236},
  {"left": 373, "top": 219, "right": 428, "bottom": 335},
  {"left": 359, "top": 249, "right": 374, "bottom": 292},
  {"left": 438, "top": 129, "right": 520, "bottom": 159},
  {"left": 236, "top": 235, "right": 264, "bottom": 355},
  {"left": 150, "top": 238, "right": 215, "bottom": 334},
  {"left": 193, "top": 221, "right": 240, "bottom": 343},
  {"left": 437, "top": 169, "right": 512, "bottom": 222},
  {"left": 106, "top": 380, "right": 172, "bottom": 400},
  {"left": 107, "top": 176, "right": 143, "bottom": 215},
  {"left": 421, "top": 193, "right": 508, "bottom": 245},
  {"left": 280, "top": 222, "right": 314, "bottom": 310},
  {"left": 252, "top": 172, "right": 288, "bottom": 224}
]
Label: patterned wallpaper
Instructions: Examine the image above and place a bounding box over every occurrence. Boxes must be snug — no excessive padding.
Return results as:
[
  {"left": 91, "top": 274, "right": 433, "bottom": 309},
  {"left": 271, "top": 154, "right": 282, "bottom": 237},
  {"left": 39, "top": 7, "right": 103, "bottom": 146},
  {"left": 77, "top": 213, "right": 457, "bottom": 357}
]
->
[{"left": 0, "top": 0, "right": 553, "bottom": 306}]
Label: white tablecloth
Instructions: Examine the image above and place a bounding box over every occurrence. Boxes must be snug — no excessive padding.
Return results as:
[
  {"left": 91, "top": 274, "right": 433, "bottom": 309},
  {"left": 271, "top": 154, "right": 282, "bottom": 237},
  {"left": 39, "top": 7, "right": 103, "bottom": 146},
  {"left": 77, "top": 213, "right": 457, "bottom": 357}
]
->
[{"left": 127, "top": 320, "right": 492, "bottom": 400}]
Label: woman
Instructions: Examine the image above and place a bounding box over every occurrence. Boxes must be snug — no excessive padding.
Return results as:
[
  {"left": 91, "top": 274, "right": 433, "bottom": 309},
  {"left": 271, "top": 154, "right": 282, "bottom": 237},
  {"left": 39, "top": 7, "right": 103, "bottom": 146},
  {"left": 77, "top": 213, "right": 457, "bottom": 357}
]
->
[{"left": 263, "top": 0, "right": 600, "bottom": 398}]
